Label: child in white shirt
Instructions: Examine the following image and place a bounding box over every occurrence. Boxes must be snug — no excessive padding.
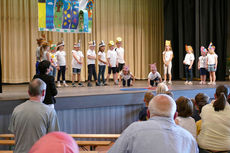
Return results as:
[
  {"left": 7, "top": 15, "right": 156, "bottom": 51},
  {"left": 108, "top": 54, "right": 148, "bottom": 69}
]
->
[
  {"left": 72, "top": 42, "right": 84, "bottom": 87},
  {"left": 115, "top": 37, "right": 125, "bottom": 77},
  {"left": 207, "top": 44, "right": 218, "bottom": 85},
  {"left": 198, "top": 46, "right": 208, "bottom": 85},
  {"left": 98, "top": 40, "right": 107, "bottom": 86},
  {"left": 183, "top": 45, "right": 195, "bottom": 85},
  {"left": 56, "top": 41, "right": 68, "bottom": 87},
  {"left": 119, "top": 66, "right": 135, "bottom": 87},
  {"left": 148, "top": 63, "right": 162, "bottom": 87},
  {"left": 163, "top": 40, "right": 173, "bottom": 84}
]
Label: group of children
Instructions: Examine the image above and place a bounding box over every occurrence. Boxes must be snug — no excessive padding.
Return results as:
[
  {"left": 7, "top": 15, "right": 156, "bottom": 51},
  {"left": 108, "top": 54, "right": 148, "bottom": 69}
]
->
[{"left": 35, "top": 37, "right": 218, "bottom": 88}]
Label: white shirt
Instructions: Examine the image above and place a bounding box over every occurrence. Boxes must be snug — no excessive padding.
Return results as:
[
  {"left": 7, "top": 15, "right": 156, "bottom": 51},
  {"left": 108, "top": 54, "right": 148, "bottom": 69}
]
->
[
  {"left": 163, "top": 50, "right": 173, "bottom": 62},
  {"left": 72, "top": 50, "right": 84, "bottom": 69},
  {"left": 207, "top": 53, "right": 218, "bottom": 65},
  {"left": 120, "top": 72, "right": 132, "bottom": 80},
  {"left": 56, "top": 50, "right": 66, "bottom": 66},
  {"left": 107, "top": 49, "right": 117, "bottom": 67},
  {"left": 197, "top": 103, "right": 230, "bottom": 151},
  {"left": 183, "top": 53, "right": 195, "bottom": 65},
  {"left": 116, "top": 47, "right": 125, "bottom": 64},
  {"left": 87, "top": 49, "right": 96, "bottom": 65},
  {"left": 98, "top": 51, "right": 106, "bottom": 66},
  {"left": 148, "top": 72, "right": 161, "bottom": 80},
  {"left": 41, "top": 51, "right": 50, "bottom": 61},
  {"left": 199, "top": 56, "right": 207, "bottom": 68},
  {"left": 50, "top": 52, "right": 57, "bottom": 66},
  {"left": 176, "top": 116, "right": 196, "bottom": 139}
]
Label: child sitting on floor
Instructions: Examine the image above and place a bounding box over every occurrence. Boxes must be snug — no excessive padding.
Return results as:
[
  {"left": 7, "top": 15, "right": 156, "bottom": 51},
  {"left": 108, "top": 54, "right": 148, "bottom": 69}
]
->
[
  {"left": 138, "top": 92, "right": 154, "bottom": 121},
  {"left": 119, "top": 66, "right": 135, "bottom": 87},
  {"left": 175, "top": 96, "right": 197, "bottom": 139},
  {"left": 148, "top": 63, "right": 162, "bottom": 87}
]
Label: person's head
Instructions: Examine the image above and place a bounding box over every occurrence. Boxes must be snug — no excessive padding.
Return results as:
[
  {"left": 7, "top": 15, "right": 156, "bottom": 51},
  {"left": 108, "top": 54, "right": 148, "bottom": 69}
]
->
[
  {"left": 176, "top": 96, "right": 193, "bottom": 118},
  {"left": 29, "top": 132, "right": 79, "bottom": 153},
  {"left": 148, "top": 94, "right": 177, "bottom": 119},
  {"left": 57, "top": 41, "right": 64, "bottom": 51},
  {"left": 28, "top": 78, "right": 46, "bottom": 101},
  {"left": 99, "top": 40, "right": 106, "bottom": 52},
  {"left": 108, "top": 40, "right": 115, "bottom": 50},
  {"left": 144, "top": 92, "right": 154, "bottom": 106},
  {"left": 50, "top": 44, "right": 57, "bottom": 53},
  {"left": 88, "top": 41, "right": 96, "bottom": 50},
  {"left": 186, "top": 45, "right": 193, "bottom": 54},
  {"left": 116, "top": 37, "right": 122, "bottom": 48},
  {"left": 38, "top": 60, "right": 51, "bottom": 74},
  {"left": 73, "top": 42, "right": 80, "bottom": 51},
  {"left": 37, "top": 38, "right": 45, "bottom": 46},
  {"left": 165, "top": 91, "right": 174, "bottom": 98},
  {"left": 200, "top": 46, "right": 207, "bottom": 56},
  {"left": 209, "top": 46, "right": 215, "bottom": 54},
  {"left": 122, "top": 65, "right": 130, "bottom": 75},
  {"left": 150, "top": 63, "right": 157, "bottom": 73},
  {"left": 213, "top": 85, "right": 228, "bottom": 111},
  {"left": 165, "top": 40, "right": 171, "bottom": 51},
  {"left": 156, "top": 83, "right": 169, "bottom": 94},
  {"left": 195, "top": 93, "right": 210, "bottom": 113}
]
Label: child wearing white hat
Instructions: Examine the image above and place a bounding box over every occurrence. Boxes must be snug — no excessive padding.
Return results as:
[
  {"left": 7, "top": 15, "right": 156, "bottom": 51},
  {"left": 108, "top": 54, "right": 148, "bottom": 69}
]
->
[
  {"left": 115, "top": 37, "right": 125, "bottom": 73},
  {"left": 72, "top": 41, "right": 84, "bottom": 87},
  {"left": 98, "top": 40, "right": 107, "bottom": 86},
  {"left": 87, "top": 41, "right": 100, "bottom": 87}
]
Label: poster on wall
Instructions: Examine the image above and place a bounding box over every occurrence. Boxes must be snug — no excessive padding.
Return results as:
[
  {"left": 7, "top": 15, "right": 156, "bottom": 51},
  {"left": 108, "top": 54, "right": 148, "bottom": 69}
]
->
[{"left": 38, "top": 0, "right": 94, "bottom": 33}]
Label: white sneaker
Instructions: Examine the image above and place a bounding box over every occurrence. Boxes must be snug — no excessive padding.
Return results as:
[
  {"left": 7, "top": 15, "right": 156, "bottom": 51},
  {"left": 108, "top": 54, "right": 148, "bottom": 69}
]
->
[
  {"left": 57, "top": 82, "right": 61, "bottom": 87},
  {"left": 212, "top": 82, "right": 216, "bottom": 85},
  {"left": 168, "top": 81, "right": 172, "bottom": 84},
  {"left": 163, "top": 80, "right": 167, "bottom": 83},
  {"left": 199, "top": 81, "right": 203, "bottom": 85},
  {"left": 63, "top": 83, "right": 69, "bottom": 87},
  {"left": 208, "top": 82, "right": 213, "bottom": 85},
  {"left": 184, "top": 81, "right": 188, "bottom": 85},
  {"left": 188, "top": 81, "right": 193, "bottom": 85}
]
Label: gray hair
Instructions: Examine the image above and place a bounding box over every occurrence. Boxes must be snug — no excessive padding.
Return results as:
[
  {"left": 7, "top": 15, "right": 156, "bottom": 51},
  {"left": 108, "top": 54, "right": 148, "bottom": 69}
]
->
[
  {"left": 28, "top": 78, "right": 46, "bottom": 97},
  {"left": 156, "top": 83, "right": 169, "bottom": 94},
  {"left": 148, "top": 94, "right": 176, "bottom": 118}
]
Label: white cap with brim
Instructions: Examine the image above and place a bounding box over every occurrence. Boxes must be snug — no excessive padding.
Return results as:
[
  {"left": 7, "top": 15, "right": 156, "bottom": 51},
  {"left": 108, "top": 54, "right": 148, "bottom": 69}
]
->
[{"left": 99, "top": 40, "right": 106, "bottom": 47}]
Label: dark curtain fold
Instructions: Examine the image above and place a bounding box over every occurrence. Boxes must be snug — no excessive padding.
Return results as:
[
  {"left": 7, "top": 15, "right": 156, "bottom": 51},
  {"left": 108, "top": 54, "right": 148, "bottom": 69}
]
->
[{"left": 164, "top": 0, "right": 227, "bottom": 81}]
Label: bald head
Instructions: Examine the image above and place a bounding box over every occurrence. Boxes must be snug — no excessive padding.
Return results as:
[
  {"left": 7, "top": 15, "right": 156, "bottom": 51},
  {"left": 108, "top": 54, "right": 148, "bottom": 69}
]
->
[{"left": 148, "top": 94, "right": 176, "bottom": 118}]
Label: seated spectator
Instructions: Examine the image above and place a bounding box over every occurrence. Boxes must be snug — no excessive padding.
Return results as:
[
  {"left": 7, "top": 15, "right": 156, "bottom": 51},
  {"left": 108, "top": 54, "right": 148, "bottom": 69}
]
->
[
  {"left": 29, "top": 132, "right": 79, "bottom": 153},
  {"left": 108, "top": 94, "right": 198, "bottom": 153},
  {"left": 138, "top": 92, "right": 154, "bottom": 121},
  {"left": 175, "top": 96, "right": 196, "bottom": 138},
  {"left": 9, "top": 78, "right": 60, "bottom": 153},
  {"left": 193, "top": 93, "right": 210, "bottom": 135},
  {"left": 156, "top": 82, "right": 168, "bottom": 94},
  {"left": 165, "top": 90, "right": 174, "bottom": 98},
  {"left": 197, "top": 85, "right": 230, "bottom": 152},
  {"left": 33, "top": 60, "right": 57, "bottom": 108}
]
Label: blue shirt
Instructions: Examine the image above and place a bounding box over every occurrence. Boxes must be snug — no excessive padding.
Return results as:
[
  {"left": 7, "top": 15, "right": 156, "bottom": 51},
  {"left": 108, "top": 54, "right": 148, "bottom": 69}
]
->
[{"left": 108, "top": 116, "right": 198, "bottom": 153}]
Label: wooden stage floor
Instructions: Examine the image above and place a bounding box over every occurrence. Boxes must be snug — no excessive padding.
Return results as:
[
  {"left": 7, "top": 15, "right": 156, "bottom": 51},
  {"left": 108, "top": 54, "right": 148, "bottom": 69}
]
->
[{"left": 0, "top": 80, "right": 229, "bottom": 101}]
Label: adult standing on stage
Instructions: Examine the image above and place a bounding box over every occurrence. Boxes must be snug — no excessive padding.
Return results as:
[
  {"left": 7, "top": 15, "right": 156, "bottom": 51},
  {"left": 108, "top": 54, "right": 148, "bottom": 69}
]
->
[{"left": 33, "top": 60, "right": 57, "bottom": 108}]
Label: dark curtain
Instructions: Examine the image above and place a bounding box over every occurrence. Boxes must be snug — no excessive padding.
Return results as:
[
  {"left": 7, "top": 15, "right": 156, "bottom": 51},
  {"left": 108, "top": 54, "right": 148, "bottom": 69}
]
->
[{"left": 164, "top": 0, "right": 227, "bottom": 81}]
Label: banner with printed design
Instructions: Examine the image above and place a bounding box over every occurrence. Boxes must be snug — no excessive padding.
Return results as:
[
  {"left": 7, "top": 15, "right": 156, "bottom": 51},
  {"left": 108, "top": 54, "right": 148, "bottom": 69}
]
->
[{"left": 38, "top": 0, "right": 94, "bottom": 33}]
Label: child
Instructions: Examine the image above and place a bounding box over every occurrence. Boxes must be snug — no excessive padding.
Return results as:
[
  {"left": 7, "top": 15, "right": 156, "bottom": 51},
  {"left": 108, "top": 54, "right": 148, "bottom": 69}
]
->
[
  {"left": 56, "top": 41, "right": 68, "bottom": 87},
  {"left": 183, "top": 45, "right": 195, "bottom": 85},
  {"left": 72, "top": 41, "right": 84, "bottom": 87},
  {"left": 115, "top": 37, "right": 125, "bottom": 76},
  {"left": 175, "top": 96, "right": 197, "bottom": 139},
  {"left": 119, "top": 65, "right": 135, "bottom": 87},
  {"left": 207, "top": 44, "right": 218, "bottom": 85},
  {"left": 50, "top": 44, "right": 57, "bottom": 77},
  {"left": 36, "top": 38, "right": 45, "bottom": 74},
  {"left": 106, "top": 41, "right": 118, "bottom": 85},
  {"left": 198, "top": 46, "right": 208, "bottom": 85},
  {"left": 40, "top": 41, "right": 50, "bottom": 62},
  {"left": 138, "top": 92, "right": 154, "bottom": 121},
  {"left": 148, "top": 63, "right": 162, "bottom": 87},
  {"left": 98, "top": 40, "right": 107, "bottom": 86},
  {"left": 163, "top": 40, "right": 173, "bottom": 84},
  {"left": 87, "top": 41, "right": 100, "bottom": 87}
]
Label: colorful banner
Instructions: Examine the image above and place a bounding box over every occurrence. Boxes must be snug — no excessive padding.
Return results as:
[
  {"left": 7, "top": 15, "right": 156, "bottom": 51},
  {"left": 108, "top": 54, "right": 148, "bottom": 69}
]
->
[{"left": 38, "top": 0, "right": 94, "bottom": 33}]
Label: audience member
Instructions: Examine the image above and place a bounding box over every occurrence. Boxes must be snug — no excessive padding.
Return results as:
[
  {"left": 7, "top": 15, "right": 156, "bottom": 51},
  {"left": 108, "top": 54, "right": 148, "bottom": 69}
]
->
[
  {"left": 156, "top": 82, "right": 168, "bottom": 94},
  {"left": 165, "top": 90, "right": 174, "bottom": 98},
  {"left": 197, "top": 85, "right": 230, "bottom": 152},
  {"left": 8, "top": 78, "right": 60, "bottom": 153},
  {"left": 138, "top": 92, "right": 154, "bottom": 121},
  {"left": 29, "top": 132, "right": 79, "bottom": 153},
  {"left": 108, "top": 94, "right": 198, "bottom": 153},
  {"left": 33, "top": 60, "right": 58, "bottom": 108},
  {"left": 175, "top": 96, "right": 196, "bottom": 138}
]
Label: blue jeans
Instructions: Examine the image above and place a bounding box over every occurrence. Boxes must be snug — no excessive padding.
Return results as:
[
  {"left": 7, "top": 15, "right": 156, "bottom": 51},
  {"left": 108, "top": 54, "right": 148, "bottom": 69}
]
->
[
  {"left": 98, "top": 65, "right": 106, "bottom": 84},
  {"left": 36, "top": 61, "right": 40, "bottom": 74},
  {"left": 49, "top": 65, "right": 56, "bottom": 77},
  {"left": 185, "top": 65, "right": 193, "bottom": 81},
  {"left": 150, "top": 77, "right": 160, "bottom": 87}
]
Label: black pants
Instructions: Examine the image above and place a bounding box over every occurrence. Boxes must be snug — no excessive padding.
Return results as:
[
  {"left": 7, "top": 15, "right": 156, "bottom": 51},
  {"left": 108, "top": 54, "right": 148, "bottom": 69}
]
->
[
  {"left": 150, "top": 77, "right": 160, "bottom": 87},
  {"left": 185, "top": 65, "right": 193, "bottom": 81},
  {"left": 123, "top": 78, "right": 131, "bottom": 87},
  {"left": 88, "top": 64, "right": 97, "bottom": 81},
  {"left": 57, "top": 66, "right": 66, "bottom": 81},
  {"left": 98, "top": 65, "right": 106, "bottom": 84},
  {"left": 117, "top": 63, "right": 125, "bottom": 73}
]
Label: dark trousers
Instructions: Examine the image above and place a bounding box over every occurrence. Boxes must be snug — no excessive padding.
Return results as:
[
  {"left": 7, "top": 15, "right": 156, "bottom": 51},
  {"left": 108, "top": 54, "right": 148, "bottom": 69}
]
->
[
  {"left": 36, "top": 61, "right": 40, "bottom": 74},
  {"left": 98, "top": 65, "right": 106, "bottom": 84},
  {"left": 57, "top": 66, "right": 66, "bottom": 81},
  {"left": 122, "top": 79, "right": 131, "bottom": 87},
  {"left": 88, "top": 64, "right": 97, "bottom": 81},
  {"left": 185, "top": 65, "right": 193, "bottom": 81},
  {"left": 150, "top": 77, "right": 160, "bottom": 86}
]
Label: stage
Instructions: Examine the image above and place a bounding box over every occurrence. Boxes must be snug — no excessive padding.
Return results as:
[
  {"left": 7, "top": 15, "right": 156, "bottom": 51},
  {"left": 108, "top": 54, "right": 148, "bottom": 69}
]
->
[{"left": 0, "top": 80, "right": 229, "bottom": 136}]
